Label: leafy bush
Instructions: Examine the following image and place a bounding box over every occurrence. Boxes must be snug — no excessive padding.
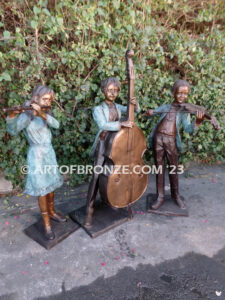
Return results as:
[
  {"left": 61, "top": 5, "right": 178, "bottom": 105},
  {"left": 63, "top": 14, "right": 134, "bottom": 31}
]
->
[{"left": 0, "top": 0, "right": 224, "bottom": 187}]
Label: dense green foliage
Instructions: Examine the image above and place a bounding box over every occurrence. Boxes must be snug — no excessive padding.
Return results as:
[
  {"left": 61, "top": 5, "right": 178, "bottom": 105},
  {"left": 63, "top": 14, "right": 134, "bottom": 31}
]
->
[{"left": 0, "top": 0, "right": 224, "bottom": 187}]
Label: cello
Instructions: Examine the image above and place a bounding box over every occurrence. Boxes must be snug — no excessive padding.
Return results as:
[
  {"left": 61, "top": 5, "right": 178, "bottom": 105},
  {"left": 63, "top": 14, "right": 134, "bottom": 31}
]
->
[{"left": 99, "top": 50, "right": 148, "bottom": 208}]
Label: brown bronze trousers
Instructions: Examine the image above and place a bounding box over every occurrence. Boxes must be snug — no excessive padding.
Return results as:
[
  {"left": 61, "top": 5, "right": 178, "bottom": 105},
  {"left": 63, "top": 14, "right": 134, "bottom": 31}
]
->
[
  {"left": 153, "top": 133, "right": 179, "bottom": 199},
  {"left": 85, "top": 139, "right": 105, "bottom": 213}
]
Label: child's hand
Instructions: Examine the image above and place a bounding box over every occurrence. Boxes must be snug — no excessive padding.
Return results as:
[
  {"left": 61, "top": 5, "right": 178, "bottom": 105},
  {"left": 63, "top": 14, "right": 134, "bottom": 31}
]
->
[
  {"left": 130, "top": 97, "right": 137, "bottom": 106},
  {"left": 143, "top": 109, "right": 154, "bottom": 117},
  {"left": 196, "top": 110, "right": 205, "bottom": 125},
  {"left": 31, "top": 103, "right": 41, "bottom": 116},
  {"left": 31, "top": 103, "right": 47, "bottom": 120},
  {"left": 8, "top": 110, "right": 21, "bottom": 118},
  {"left": 120, "top": 120, "right": 133, "bottom": 128},
  {"left": 196, "top": 110, "right": 205, "bottom": 120}
]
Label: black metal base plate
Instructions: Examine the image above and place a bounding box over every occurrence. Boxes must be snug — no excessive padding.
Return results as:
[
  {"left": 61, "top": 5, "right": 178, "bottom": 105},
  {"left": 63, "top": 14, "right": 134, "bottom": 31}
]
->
[
  {"left": 146, "top": 193, "right": 188, "bottom": 217},
  {"left": 24, "top": 215, "right": 80, "bottom": 250},
  {"left": 69, "top": 202, "right": 129, "bottom": 238}
]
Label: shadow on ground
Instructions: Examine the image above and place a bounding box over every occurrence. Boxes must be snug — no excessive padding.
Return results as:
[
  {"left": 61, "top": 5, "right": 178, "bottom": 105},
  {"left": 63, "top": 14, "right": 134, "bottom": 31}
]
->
[
  {"left": 34, "top": 249, "right": 225, "bottom": 300},
  {"left": 0, "top": 294, "right": 19, "bottom": 300}
]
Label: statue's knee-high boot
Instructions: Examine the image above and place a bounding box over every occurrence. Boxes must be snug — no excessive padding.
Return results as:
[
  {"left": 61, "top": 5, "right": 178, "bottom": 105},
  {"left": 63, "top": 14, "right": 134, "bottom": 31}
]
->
[
  {"left": 38, "top": 195, "right": 55, "bottom": 240},
  {"left": 47, "top": 192, "right": 66, "bottom": 222}
]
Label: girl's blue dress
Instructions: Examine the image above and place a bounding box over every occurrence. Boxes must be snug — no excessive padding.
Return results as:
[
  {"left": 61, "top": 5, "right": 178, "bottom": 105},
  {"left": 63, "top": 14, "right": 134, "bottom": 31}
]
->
[{"left": 6, "top": 113, "right": 63, "bottom": 196}]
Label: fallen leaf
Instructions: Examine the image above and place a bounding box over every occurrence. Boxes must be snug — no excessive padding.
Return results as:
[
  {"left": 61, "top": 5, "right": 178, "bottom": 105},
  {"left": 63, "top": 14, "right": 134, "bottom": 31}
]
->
[
  {"left": 165, "top": 185, "right": 170, "bottom": 191},
  {"left": 137, "top": 282, "right": 142, "bottom": 286},
  {"left": 215, "top": 291, "right": 222, "bottom": 297},
  {"left": 44, "top": 261, "right": 49, "bottom": 265}
]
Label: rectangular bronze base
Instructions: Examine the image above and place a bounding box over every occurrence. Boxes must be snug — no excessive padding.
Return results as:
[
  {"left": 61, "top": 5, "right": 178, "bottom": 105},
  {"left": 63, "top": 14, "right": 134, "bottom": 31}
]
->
[
  {"left": 24, "top": 216, "right": 80, "bottom": 250},
  {"left": 69, "top": 202, "right": 129, "bottom": 238},
  {"left": 146, "top": 193, "right": 188, "bottom": 217}
]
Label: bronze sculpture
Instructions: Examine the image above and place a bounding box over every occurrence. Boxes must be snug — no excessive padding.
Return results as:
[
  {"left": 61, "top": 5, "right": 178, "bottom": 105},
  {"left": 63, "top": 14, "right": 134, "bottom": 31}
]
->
[
  {"left": 6, "top": 85, "right": 66, "bottom": 240},
  {"left": 98, "top": 51, "right": 148, "bottom": 209},
  {"left": 84, "top": 50, "right": 148, "bottom": 227},
  {"left": 84, "top": 76, "right": 137, "bottom": 226},
  {"left": 144, "top": 79, "right": 219, "bottom": 210}
]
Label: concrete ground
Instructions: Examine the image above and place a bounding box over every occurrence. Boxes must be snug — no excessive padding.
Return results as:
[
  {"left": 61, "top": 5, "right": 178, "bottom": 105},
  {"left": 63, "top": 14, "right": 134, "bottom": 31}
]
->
[{"left": 0, "top": 164, "right": 224, "bottom": 300}]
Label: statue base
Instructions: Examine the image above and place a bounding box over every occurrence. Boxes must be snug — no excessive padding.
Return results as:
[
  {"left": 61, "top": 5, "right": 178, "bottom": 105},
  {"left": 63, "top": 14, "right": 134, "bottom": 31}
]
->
[
  {"left": 69, "top": 202, "right": 129, "bottom": 238},
  {"left": 146, "top": 193, "right": 188, "bottom": 217},
  {"left": 24, "top": 216, "right": 80, "bottom": 250}
]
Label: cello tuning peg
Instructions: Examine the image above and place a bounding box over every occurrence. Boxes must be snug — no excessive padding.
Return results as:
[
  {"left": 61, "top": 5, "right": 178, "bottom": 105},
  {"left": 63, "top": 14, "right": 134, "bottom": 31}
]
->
[{"left": 126, "top": 50, "right": 134, "bottom": 58}]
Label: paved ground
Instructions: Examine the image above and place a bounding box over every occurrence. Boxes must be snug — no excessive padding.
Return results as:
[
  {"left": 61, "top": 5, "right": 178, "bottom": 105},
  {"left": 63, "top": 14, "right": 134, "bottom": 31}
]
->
[{"left": 0, "top": 164, "right": 224, "bottom": 300}]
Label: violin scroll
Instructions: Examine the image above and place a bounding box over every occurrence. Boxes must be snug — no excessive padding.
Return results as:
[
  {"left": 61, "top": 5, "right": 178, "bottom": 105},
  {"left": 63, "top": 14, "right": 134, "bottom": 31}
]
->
[{"left": 210, "top": 116, "right": 220, "bottom": 130}]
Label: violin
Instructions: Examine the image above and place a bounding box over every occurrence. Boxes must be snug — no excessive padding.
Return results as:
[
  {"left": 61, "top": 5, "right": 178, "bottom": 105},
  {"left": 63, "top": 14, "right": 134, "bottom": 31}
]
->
[
  {"left": 178, "top": 103, "right": 220, "bottom": 130},
  {"left": 144, "top": 103, "right": 220, "bottom": 130}
]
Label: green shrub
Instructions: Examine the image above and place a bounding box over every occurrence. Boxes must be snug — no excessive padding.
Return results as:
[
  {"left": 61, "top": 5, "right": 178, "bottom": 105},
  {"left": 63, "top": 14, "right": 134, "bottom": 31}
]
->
[{"left": 0, "top": 0, "right": 224, "bottom": 187}]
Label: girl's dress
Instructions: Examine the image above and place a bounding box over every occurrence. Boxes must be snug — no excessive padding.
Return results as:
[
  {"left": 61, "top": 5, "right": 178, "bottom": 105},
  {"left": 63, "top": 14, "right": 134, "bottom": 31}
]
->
[{"left": 7, "top": 112, "right": 63, "bottom": 196}]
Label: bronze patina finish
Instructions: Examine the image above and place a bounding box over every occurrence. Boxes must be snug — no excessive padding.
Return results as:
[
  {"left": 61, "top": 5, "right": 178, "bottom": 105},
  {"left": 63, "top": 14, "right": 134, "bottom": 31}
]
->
[
  {"left": 99, "top": 50, "right": 148, "bottom": 208},
  {"left": 3, "top": 105, "right": 51, "bottom": 113},
  {"left": 6, "top": 85, "right": 66, "bottom": 240},
  {"left": 84, "top": 50, "right": 147, "bottom": 226},
  {"left": 70, "top": 203, "right": 128, "bottom": 238},
  {"left": 84, "top": 77, "right": 134, "bottom": 226},
  {"left": 24, "top": 215, "right": 80, "bottom": 250},
  {"left": 144, "top": 79, "right": 213, "bottom": 210},
  {"left": 145, "top": 103, "right": 220, "bottom": 130}
]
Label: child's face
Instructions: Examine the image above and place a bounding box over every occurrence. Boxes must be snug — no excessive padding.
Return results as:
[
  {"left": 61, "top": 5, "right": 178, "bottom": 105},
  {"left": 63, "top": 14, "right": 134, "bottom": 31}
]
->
[
  {"left": 39, "top": 93, "right": 52, "bottom": 107},
  {"left": 104, "top": 83, "right": 119, "bottom": 102},
  {"left": 174, "top": 86, "right": 189, "bottom": 104}
]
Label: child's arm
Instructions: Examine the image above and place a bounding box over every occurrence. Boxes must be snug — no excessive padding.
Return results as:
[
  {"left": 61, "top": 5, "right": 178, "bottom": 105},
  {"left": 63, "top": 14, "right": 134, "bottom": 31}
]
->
[
  {"left": 93, "top": 106, "right": 121, "bottom": 131},
  {"left": 117, "top": 97, "right": 140, "bottom": 114},
  {"left": 46, "top": 114, "right": 60, "bottom": 129},
  {"left": 144, "top": 104, "right": 169, "bottom": 117},
  {"left": 6, "top": 113, "right": 31, "bottom": 136},
  {"left": 30, "top": 103, "right": 60, "bottom": 129}
]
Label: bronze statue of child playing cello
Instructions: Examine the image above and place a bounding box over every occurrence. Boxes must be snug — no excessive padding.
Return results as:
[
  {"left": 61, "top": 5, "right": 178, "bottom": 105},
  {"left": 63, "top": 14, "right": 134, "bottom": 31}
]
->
[{"left": 84, "top": 77, "right": 139, "bottom": 226}]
